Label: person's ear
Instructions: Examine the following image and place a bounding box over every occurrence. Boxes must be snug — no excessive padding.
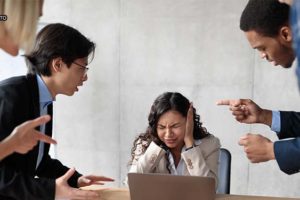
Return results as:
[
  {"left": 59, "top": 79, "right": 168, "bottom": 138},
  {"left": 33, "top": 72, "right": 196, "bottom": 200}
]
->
[
  {"left": 279, "top": 26, "right": 292, "bottom": 42},
  {"left": 51, "top": 58, "right": 62, "bottom": 72}
]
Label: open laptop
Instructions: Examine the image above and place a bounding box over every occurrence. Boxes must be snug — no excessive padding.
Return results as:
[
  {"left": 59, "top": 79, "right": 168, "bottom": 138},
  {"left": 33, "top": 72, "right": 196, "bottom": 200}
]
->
[{"left": 128, "top": 173, "right": 216, "bottom": 200}]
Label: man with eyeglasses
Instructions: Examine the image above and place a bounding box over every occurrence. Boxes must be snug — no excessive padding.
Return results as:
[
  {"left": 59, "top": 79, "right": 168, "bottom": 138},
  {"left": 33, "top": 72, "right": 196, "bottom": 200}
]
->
[
  {"left": 0, "top": 23, "right": 114, "bottom": 200},
  {"left": 73, "top": 61, "right": 90, "bottom": 76}
]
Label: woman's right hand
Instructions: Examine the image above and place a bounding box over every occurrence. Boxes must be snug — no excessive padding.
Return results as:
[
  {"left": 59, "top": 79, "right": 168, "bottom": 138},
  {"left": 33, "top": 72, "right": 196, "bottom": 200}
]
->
[{"left": 184, "top": 103, "right": 194, "bottom": 148}]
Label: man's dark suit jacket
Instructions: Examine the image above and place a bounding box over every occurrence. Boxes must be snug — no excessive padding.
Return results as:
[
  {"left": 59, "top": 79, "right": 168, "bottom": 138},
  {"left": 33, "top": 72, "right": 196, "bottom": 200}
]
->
[
  {"left": 0, "top": 74, "right": 81, "bottom": 200},
  {"left": 274, "top": 111, "right": 300, "bottom": 175}
]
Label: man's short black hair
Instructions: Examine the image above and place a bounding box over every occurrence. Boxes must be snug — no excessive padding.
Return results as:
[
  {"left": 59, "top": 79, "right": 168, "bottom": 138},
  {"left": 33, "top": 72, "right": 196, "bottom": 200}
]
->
[
  {"left": 25, "top": 23, "right": 96, "bottom": 76},
  {"left": 240, "top": 0, "right": 290, "bottom": 37}
]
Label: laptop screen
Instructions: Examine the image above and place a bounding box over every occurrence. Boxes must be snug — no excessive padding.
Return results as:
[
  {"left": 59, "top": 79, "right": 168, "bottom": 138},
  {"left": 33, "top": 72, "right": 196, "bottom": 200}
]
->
[{"left": 128, "top": 173, "right": 216, "bottom": 200}]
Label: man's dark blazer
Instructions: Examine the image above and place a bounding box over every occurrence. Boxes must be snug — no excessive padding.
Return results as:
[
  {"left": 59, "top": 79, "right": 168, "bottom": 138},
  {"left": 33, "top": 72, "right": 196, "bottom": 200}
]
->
[
  {"left": 274, "top": 111, "right": 300, "bottom": 175},
  {"left": 0, "top": 74, "right": 81, "bottom": 200}
]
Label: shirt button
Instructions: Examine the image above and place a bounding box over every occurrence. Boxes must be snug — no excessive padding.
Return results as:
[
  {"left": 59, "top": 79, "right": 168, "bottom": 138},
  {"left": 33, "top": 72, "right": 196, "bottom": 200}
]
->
[
  {"left": 150, "top": 154, "right": 157, "bottom": 164},
  {"left": 187, "top": 158, "right": 193, "bottom": 169}
]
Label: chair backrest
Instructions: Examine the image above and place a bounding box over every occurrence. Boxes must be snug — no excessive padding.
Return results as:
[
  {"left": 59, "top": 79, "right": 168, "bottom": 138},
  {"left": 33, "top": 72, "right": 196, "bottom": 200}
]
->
[{"left": 216, "top": 148, "right": 231, "bottom": 194}]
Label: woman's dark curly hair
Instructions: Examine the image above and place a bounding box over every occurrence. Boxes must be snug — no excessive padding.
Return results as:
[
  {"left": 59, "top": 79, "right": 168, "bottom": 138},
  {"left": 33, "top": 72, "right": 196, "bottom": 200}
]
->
[{"left": 129, "top": 92, "right": 210, "bottom": 172}]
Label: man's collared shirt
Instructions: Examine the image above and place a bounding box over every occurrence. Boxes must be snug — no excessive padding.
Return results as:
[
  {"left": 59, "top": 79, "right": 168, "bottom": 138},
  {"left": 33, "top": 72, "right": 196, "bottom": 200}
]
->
[
  {"left": 271, "top": 111, "right": 281, "bottom": 133},
  {"left": 36, "top": 75, "right": 53, "bottom": 169}
]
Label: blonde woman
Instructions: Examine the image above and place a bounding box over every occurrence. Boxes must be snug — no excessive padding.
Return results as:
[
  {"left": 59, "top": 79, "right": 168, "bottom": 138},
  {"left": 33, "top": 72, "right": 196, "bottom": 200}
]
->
[
  {"left": 0, "top": 0, "right": 42, "bottom": 55},
  {"left": 0, "top": 0, "right": 55, "bottom": 160},
  {"left": 0, "top": 1, "right": 105, "bottom": 199}
]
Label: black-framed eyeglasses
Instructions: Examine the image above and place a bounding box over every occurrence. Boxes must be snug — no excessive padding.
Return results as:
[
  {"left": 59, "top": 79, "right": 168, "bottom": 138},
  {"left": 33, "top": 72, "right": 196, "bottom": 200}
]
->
[{"left": 73, "top": 62, "right": 89, "bottom": 76}]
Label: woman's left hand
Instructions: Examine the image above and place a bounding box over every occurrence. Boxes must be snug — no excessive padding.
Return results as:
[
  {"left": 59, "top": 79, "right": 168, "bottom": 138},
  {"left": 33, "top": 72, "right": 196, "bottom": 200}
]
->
[{"left": 184, "top": 103, "right": 194, "bottom": 148}]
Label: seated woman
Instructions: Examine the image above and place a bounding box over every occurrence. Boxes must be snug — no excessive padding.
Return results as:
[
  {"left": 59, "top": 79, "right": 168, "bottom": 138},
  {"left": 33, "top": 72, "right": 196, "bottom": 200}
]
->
[{"left": 128, "top": 92, "right": 220, "bottom": 187}]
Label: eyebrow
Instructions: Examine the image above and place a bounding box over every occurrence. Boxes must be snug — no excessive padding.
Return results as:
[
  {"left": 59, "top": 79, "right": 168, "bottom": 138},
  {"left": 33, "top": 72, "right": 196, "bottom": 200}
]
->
[
  {"left": 157, "top": 122, "right": 181, "bottom": 127},
  {"left": 77, "top": 61, "right": 88, "bottom": 66},
  {"left": 252, "top": 43, "right": 264, "bottom": 50}
]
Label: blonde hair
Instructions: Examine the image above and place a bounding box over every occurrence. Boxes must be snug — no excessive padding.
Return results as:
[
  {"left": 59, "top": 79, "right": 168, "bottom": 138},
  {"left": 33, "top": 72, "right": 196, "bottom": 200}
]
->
[{"left": 0, "top": 0, "right": 40, "bottom": 53}]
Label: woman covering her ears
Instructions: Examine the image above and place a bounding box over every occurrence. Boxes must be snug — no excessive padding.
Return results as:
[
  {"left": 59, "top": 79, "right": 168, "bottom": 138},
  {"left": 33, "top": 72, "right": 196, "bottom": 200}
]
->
[{"left": 128, "top": 92, "right": 220, "bottom": 188}]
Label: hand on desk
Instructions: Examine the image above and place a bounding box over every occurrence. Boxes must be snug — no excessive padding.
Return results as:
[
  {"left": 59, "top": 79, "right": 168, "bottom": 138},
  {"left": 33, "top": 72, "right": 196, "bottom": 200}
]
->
[
  {"left": 56, "top": 168, "right": 108, "bottom": 200},
  {"left": 239, "top": 133, "right": 275, "bottom": 163},
  {"left": 216, "top": 99, "right": 272, "bottom": 127}
]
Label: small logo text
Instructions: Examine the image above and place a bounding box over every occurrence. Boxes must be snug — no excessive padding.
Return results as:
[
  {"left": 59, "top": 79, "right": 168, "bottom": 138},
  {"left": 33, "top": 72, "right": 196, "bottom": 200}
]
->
[{"left": 0, "top": 15, "right": 7, "bottom": 21}]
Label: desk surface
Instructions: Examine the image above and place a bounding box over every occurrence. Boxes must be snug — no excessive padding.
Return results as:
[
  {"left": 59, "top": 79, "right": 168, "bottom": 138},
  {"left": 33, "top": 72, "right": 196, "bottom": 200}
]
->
[
  {"left": 82, "top": 186, "right": 299, "bottom": 200},
  {"left": 216, "top": 194, "right": 298, "bottom": 200}
]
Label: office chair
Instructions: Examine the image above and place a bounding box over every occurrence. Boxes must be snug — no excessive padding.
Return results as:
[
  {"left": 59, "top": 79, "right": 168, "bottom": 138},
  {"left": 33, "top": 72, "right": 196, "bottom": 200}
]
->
[{"left": 216, "top": 148, "right": 231, "bottom": 194}]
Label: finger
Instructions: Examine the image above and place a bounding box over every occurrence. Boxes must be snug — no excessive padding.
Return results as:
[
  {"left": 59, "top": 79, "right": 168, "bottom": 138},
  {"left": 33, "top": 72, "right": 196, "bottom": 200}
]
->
[
  {"left": 235, "top": 115, "right": 247, "bottom": 121},
  {"left": 184, "top": 103, "right": 194, "bottom": 138},
  {"left": 217, "top": 99, "right": 244, "bottom": 107},
  {"left": 187, "top": 103, "right": 194, "bottom": 122},
  {"left": 97, "top": 177, "right": 115, "bottom": 182},
  {"left": 189, "top": 102, "right": 193, "bottom": 111},
  {"left": 230, "top": 103, "right": 247, "bottom": 110},
  {"left": 23, "top": 115, "right": 51, "bottom": 130},
  {"left": 83, "top": 176, "right": 115, "bottom": 182},
  {"left": 239, "top": 134, "right": 250, "bottom": 140},
  {"left": 216, "top": 99, "right": 231, "bottom": 106},
  {"left": 238, "top": 140, "right": 244, "bottom": 146},
  {"left": 80, "top": 177, "right": 92, "bottom": 184},
  {"left": 35, "top": 132, "right": 57, "bottom": 144},
  {"left": 229, "top": 106, "right": 242, "bottom": 112},
  {"left": 61, "top": 168, "right": 76, "bottom": 181},
  {"left": 239, "top": 99, "right": 252, "bottom": 105},
  {"left": 239, "top": 119, "right": 254, "bottom": 124},
  {"left": 231, "top": 110, "right": 247, "bottom": 116},
  {"left": 85, "top": 181, "right": 105, "bottom": 185},
  {"left": 244, "top": 146, "right": 251, "bottom": 154},
  {"left": 238, "top": 138, "right": 247, "bottom": 146},
  {"left": 230, "top": 100, "right": 244, "bottom": 107},
  {"left": 250, "top": 158, "right": 259, "bottom": 163}
]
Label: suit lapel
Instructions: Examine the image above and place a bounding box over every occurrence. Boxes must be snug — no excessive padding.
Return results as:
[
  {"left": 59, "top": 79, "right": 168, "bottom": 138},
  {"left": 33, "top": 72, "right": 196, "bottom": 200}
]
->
[
  {"left": 25, "top": 74, "right": 42, "bottom": 171},
  {"left": 26, "top": 74, "right": 40, "bottom": 119}
]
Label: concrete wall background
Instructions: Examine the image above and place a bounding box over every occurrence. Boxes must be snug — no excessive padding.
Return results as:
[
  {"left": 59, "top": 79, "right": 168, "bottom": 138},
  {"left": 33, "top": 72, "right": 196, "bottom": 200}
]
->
[{"left": 1, "top": 0, "right": 300, "bottom": 197}]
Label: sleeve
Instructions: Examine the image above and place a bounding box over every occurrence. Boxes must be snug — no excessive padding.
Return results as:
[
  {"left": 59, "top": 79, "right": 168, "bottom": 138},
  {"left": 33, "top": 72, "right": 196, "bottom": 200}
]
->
[
  {"left": 129, "top": 141, "right": 165, "bottom": 174},
  {"left": 274, "top": 138, "right": 300, "bottom": 175},
  {"left": 278, "top": 111, "right": 300, "bottom": 139},
  {"left": 37, "top": 154, "right": 82, "bottom": 188},
  {"left": 270, "top": 110, "right": 281, "bottom": 133},
  {"left": 0, "top": 166, "right": 55, "bottom": 200},
  {"left": 0, "top": 90, "right": 17, "bottom": 141},
  {"left": 181, "top": 136, "right": 220, "bottom": 188}
]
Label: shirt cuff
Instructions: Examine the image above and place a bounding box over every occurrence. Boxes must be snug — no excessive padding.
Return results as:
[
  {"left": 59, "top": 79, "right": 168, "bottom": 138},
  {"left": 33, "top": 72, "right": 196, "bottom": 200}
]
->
[{"left": 271, "top": 110, "right": 281, "bottom": 133}]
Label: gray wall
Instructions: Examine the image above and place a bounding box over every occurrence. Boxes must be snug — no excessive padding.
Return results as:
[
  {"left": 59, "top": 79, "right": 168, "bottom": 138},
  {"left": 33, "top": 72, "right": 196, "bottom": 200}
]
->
[{"left": 1, "top": 0, "right": 300, "bottom": 197}]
